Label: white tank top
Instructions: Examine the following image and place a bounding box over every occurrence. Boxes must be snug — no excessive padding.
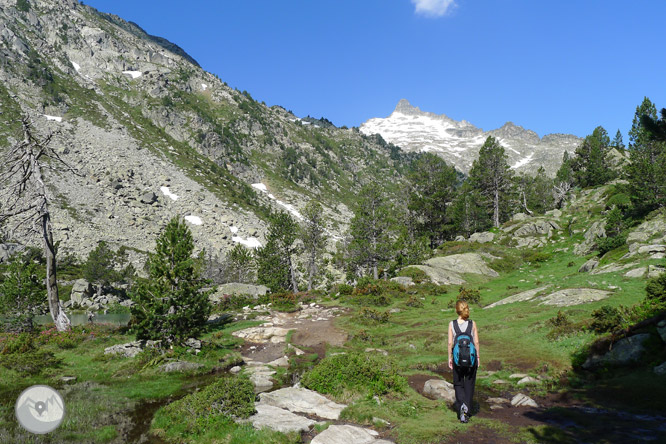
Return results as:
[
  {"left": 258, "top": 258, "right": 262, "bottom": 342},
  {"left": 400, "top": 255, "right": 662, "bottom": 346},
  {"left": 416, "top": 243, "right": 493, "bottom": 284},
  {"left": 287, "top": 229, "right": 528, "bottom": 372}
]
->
[{"left": 451, "top": 319, "right": 473, "bottom": 338}]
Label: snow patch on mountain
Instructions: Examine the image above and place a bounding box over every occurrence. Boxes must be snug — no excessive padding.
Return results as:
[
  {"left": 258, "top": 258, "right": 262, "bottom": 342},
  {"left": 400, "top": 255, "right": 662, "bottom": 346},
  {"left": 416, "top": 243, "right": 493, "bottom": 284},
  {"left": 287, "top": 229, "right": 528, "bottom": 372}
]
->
[{"left": 360, "top": 99, "right": 581, "bottom": 176}]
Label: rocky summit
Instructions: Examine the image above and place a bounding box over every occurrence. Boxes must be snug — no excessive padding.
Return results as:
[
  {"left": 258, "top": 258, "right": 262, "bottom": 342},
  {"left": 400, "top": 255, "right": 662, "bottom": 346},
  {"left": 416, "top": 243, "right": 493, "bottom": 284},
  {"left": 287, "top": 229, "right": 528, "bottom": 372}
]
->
[{"left": 360, "top": 99, "right": 582, "bottom": 175}]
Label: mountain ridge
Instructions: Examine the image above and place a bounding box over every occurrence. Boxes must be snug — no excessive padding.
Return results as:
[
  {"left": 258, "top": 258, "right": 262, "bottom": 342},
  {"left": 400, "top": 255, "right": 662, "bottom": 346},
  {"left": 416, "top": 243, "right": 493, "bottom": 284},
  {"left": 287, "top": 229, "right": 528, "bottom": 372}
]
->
[{"left": 360, "top": 99, "right": 582, "bottom": 175}]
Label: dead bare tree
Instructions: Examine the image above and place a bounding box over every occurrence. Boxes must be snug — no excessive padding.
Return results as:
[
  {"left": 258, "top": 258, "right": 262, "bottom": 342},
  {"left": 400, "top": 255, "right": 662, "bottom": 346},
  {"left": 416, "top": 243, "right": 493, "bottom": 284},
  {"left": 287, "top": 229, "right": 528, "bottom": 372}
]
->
[{"left": 0, "top": 117, "right": 78, "bottom": 331}]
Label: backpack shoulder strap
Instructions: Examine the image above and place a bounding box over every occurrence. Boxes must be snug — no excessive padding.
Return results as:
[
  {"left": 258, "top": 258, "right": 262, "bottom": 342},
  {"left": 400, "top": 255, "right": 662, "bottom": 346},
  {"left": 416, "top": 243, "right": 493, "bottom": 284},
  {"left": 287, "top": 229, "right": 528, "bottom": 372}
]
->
[
  {"left": 464, "top": 320, "right": 473, "bottom": 336},
  {"left": 452, "top": 320, "right": 462, "bottom": 336}
]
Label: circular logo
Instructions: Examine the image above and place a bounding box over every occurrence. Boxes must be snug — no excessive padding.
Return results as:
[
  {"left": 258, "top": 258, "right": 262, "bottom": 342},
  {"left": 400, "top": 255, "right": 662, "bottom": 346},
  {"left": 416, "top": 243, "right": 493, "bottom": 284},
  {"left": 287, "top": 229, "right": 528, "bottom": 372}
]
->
[{"left": 15, "top": 385, "right": 65, "bottom": 434}]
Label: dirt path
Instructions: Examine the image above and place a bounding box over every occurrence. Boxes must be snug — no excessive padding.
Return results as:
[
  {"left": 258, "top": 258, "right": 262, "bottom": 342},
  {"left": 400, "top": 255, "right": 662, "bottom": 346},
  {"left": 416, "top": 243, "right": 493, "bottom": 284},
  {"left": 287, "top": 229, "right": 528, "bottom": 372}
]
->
[{"left": 239, "top": 305, "right": 348, "bottom": 364}]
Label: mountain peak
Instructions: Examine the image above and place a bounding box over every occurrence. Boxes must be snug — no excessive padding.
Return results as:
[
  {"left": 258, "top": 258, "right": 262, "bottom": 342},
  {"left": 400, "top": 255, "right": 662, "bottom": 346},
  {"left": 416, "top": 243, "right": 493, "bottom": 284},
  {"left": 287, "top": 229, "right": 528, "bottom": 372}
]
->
[{"left": 394, "top": 99, "right": 422, "bottom": 115}]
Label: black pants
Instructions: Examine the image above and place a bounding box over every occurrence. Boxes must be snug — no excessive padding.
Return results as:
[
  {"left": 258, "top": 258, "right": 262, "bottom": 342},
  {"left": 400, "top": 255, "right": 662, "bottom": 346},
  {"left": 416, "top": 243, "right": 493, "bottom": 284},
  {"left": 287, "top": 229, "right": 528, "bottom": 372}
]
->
[{"left": 453, "top": 364, "right": 477, "bottom": 414}]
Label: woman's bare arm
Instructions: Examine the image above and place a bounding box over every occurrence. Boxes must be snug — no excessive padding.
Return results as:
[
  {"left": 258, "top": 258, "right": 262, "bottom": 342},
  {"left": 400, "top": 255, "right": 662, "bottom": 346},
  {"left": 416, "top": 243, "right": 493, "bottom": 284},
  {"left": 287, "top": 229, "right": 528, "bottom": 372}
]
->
[
  {"left": 448, "top": 322, "right": 453, "bottom": 369},
  {"left": 473, "top": 321, "right": 480, "bottom": 368}
]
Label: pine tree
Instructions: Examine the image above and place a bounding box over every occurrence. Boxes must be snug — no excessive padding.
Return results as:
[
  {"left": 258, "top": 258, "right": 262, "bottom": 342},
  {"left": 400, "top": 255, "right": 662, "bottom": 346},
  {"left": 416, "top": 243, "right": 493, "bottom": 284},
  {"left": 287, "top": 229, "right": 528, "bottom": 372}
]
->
[
  {"left": 83, "top": 241, "right": 116, "bottom": 297},
  {"left": 571, "top": 126, "right": 616, "bottom": 188},
  {"left": 468, "top": 136, "right": 513, "bottom": 228},
  {"left": 130, "top": 217, "right": 212, "bottom": 343},
  {"left": 226, "top": 244, "right": 255, "bottom": 283},
  {"left": 611, "top": 129, "right": 625, "bottom": 150},
  {"left": 301, "top": 201, "right": 328, "bottom": 290},
  {"left": 448, "top": 183, "right": 490, "bottom": 237},
  {"left": 348, "top": 184, "right": 393, "bottom": 279},
  {"left": 0, "top": 254, "right": 45, "bottom": 332},
  {"left": 406, "top": 153, "right": 458, "bottom": 247},
  {"left": 256, "top": 211, "right": 299, "bottom": 292},
  {"left": 626, "top": 97, "right": 666, "bottom": 213}
]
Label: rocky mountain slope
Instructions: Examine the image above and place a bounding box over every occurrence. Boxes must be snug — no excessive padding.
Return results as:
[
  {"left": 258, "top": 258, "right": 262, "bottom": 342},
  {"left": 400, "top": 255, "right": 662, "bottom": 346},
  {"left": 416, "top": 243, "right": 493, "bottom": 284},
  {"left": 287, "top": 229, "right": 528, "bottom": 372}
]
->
[
  {"left": 360, "top": 99, "right": 582, "bottom": 175},
  {"left": 0, "top": 0, "right": 416, "bottom": 262}
]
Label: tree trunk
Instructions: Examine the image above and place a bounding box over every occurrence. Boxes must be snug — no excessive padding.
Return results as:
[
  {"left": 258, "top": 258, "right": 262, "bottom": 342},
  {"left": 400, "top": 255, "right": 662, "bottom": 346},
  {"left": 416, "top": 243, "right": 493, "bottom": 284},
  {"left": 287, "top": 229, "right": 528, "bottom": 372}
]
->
[
  {"left": 288, "top": 256, "right": 298, "bottom": 292},
  {"left": 43, "top": 213, "right": 70, "bottom": 331},
  {"left": 493, "top": 188, "right": 500, "bottom": 228}
]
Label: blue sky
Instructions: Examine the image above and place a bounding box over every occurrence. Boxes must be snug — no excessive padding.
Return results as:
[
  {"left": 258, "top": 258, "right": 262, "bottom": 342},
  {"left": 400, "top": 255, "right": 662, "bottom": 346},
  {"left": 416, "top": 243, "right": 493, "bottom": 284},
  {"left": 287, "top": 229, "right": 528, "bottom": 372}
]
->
[{"left": 84, "top": 0, "right": 665, "bottom": 139}]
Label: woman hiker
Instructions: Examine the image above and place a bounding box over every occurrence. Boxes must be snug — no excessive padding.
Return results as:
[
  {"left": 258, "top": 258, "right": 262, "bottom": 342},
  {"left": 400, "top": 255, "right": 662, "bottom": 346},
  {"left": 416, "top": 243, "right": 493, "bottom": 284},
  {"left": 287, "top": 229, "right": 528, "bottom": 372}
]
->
[{"left": 448, "top": 300, "right": 480, "bottom": 423}]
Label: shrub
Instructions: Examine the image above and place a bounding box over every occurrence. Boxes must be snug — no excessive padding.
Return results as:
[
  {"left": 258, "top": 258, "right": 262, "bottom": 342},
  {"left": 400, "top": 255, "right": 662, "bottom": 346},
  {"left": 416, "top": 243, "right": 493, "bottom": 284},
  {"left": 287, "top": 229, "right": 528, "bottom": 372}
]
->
[
  {"left": 337, "top": 284, "right": 353, "bottom": 296},
  {"left": 358, "top": 307, "right": 389, "bottom": 324},
  {"left": 302, "top": 352, "right": 406, "bottom": 396},
  {"left": 0, "top": 350, "right": 61, "bottom": 375},
  {"left": 406, "top": 295, "right": 424, "bottom": 308},
  {"left": 0, "top": 333, "right": 34, "bottom": 354},
  {"left": 216, "top": 294, "right": 256, "bottom": 311},
  {"left": 523, "top": 251, "right": 552, "bottom": 263},
  {"left": 457, "top": 287, "right": 481, "bottom": 305},
  {"left": 158, "top": 374, "right": 255, "bottom": 432},
  {"left": 396, "top": 267, "right": 430, "bottom": 284},
  {"left": 267, "top": 291, "right": 298, "bottom": 312},
  {"left": 546, "top": 310, "right": 577, "bottom": 340},
  {"left": 597, "top": 234, "right": 627, "bottom": 257},
  {"left": 590, "top": 305, "right": 624, "bottom": 334}
]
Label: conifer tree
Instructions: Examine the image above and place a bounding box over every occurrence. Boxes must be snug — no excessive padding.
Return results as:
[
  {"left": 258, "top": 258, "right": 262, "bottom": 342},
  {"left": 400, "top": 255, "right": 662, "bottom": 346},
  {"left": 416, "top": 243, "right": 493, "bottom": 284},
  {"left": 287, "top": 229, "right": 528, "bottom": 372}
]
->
[
  {"left": 406, "top": 153, "right": 458, "bottom": 247},
  {"left": 348, "top": 184, "right": 393, "bottom": 279},
  {"left": 0, "top": 253, "right": 45, "bottom": 332},
  {"left": 626, "top": 97, "right": 666, "bottom": 213},
  {"left": 468, "top": 136, "right": 513, "bottom": 228},
  {"left": 571, "top": 126, "right": 616, "bottom": 188},
  {"left": 301, "top": 201, "right": 328, "bottom": 290},
  {"left": 130, "top": 217, "right": 212, "bottom": 343},
  {"left": 256, "top": 211, "right": 299, "bottom": 292},
  {"left": 226, "top": 243, "right": 255, "bottom": 283},
  {"left": 448, "top": 183, "right": 490, "bottom": 237},
  {"left": 83, "top": 241, "right": 115, "bottom": 297},
  {"left": 611, "top": 129, "right": 625, "bottom": 150}
]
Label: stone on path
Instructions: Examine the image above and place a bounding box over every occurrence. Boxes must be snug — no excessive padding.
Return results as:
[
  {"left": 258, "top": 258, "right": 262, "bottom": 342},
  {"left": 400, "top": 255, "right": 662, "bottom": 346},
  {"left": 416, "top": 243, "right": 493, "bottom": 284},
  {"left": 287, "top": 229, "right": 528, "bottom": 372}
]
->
[
  {"left": 258, "top": 386, "right": 347, "bottom": 420},
  {"left": 484, "top": 286, "right": 551, "bottom": 309},
  {"left": 509, "top": 373, "right": 528, "bottom": 379},
  {"left": 511, "top": 394, "right": 539, "bottom": 408},
  {"left": 517, "top": 376, "right": 540, "bottom": 385},
  {"left": 493, "top": 379, "right": 508, "bottom": 384},
  {"left": 537, "top": 288, "right": 611, "bottom": 307},
  {"left": 245, "top": 365, "right": 276, "bottom": 393},
  {"left": 487, "top": 397, "right": 510, "bottom": 405},
  {"left": 311, "top": 425, "right": 393, "bottom": 444},
  {"left": 247, "top": 404, "right": 316, "bottom": 433},
  {"left": 232, "top": 326, "right": 290, "bottom": 343},
  {"left": 423, "top": 379, "right": 456, "bottom": 406}
]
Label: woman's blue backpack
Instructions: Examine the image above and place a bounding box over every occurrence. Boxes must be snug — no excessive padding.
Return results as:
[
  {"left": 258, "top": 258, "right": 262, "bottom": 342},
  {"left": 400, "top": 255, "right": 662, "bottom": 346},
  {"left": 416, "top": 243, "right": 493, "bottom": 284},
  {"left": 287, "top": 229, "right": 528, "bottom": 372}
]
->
[{"left": 452, "top": 320, "right": 476, "bottom": 368}]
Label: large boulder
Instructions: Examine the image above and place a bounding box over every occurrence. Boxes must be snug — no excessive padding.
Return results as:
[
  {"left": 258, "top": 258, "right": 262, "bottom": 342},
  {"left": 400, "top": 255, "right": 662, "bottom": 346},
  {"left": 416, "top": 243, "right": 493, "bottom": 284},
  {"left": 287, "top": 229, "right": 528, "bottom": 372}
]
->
[
  {"left": 583, "top": 334, "right": 651, "bottom": 369},
  {"left": 626, "top": 216, "right": 666, "bottom": 244},
  {"left": 654, "top": 362, "right": 666, "bottom": 376},
  {"left": 258, "top": 386, "right": 347, "bottom": 420},
  {"left": 514, "top": 220, "right": 557, "bottom": 238},
  {"left": 484, "top": 286, "right": 551, "bottom": 309},
  {"left": 232, "top": 326, "right": 290, "bottom": 343},
  {"left": 390, "top": 276, "right": 414, "bottom": 286},
  {"left": 423, "top": 379, "right": 456, "bottom": 406},
  {"left": 469, "top": 231, "right": 495, "bottom": 243},
  {"left": 70, "top": 279, "right": 94, "bottom": 305},
  {"left": 425, "top": 254, "right": 499, "bottom": 278},
  {"left": 574, "top": 221, "right": 607, "bottom": 255},
  {"left": 578, "top": 258, "right": 599, "bottom": 273},
  {"left": 404, "top": 265, "right": 465, "bottom": 286},
  {"left": 537, "top": 288, "right": 611, "bottom": 307}
]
